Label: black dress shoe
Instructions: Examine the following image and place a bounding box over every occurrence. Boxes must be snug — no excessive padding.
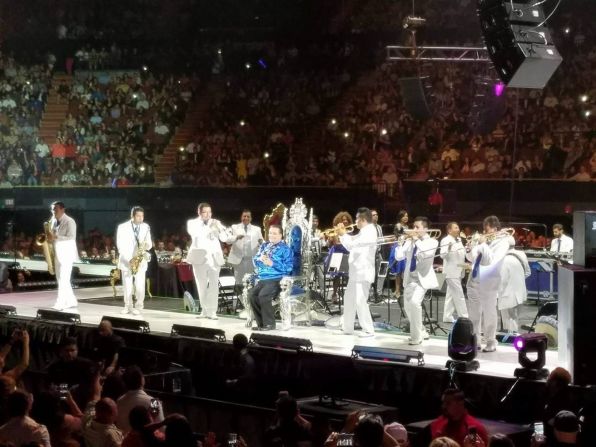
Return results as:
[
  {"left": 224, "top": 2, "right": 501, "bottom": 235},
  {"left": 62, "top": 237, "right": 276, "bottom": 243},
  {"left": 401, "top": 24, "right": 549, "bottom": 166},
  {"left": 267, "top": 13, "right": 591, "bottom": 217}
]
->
[{"left": 260, "top": 325, "right": 275, "bottom": 331}]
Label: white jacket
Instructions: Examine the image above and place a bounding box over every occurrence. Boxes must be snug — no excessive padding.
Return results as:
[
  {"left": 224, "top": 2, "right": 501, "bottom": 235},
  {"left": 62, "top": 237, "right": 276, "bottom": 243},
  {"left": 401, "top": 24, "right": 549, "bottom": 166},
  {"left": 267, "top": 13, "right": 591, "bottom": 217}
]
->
[
  {"left": 186, "top": 217, "right": 227, "bottom": 267},
  {"left": 116, "top": 221, "right": 153, "bottom": 272},
  {"left": 440, "top": 234, "right": 465, "bottom": 279},
  {"left": 225, "top": 223, "right": 263, "bottom": 265},
  {"left": 550, "top": 234, "right": 573, "bottom": 253},
  {"left": 467, "top": 235, "right": 515, "bottom": 286},
  {"left": 498, "top": 249, "right": 531, "bottom": 310},
  {"left": 51, "top": 213, "right": 79, "bottom": 263},
  {"left": 339, "top": 223, "right": 377, "bottom": 283},
  {"left": 396, "top": 235, "right": 439, "bottom": 290}
]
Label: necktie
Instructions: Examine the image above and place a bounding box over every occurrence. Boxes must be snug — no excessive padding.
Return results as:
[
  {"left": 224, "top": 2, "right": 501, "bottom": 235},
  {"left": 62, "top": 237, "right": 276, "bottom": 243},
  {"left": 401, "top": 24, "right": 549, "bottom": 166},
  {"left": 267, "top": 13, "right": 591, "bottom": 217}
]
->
[
  {"left": 244, "top": 224, "right": 249, "bottom": 235},
  {"left": 472, "top": 253, "right": 482, "bottom": 278},
  {"left": 557, "top": 238, "right": 561, "bottom": 253},
  {"left": 409, "top": 245, "right": 418, "bottom": 272}
]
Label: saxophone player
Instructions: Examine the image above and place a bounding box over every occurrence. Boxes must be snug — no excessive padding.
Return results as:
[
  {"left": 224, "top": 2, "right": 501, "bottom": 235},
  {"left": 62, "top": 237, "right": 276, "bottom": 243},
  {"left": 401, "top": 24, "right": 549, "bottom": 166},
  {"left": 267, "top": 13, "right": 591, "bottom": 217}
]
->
[
  {"left": 116, "top": 206, "right": 153, "bottom": 315},
  {"left": 48, "top": 201, "right": 78, "bottom": 310},
  {"left": 186, "top": 202, "right": 228, "bottom": 319}
]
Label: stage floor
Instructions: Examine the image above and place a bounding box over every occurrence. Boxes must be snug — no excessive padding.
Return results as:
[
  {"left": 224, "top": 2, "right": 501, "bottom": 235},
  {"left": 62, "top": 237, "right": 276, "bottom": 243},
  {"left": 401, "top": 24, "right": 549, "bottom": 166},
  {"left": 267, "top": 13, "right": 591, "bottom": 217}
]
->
[{"left": 0, "top": 286, "right": 559, "bottom": 379}]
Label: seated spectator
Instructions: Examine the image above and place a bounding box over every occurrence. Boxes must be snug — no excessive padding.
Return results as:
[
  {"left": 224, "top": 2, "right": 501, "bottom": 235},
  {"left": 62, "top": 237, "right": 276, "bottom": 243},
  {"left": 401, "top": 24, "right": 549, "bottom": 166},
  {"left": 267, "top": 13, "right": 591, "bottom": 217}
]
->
[
  {"left": 31, "top": 390, "right": 84, "bottom": 447},
  {"left": 543, "top": 367, "right": 578, "bottom": 442},
  {"left": 354, "top": 414, "right": 385, "bottom": 447},
  {"left": 264, "top": 394, "right": 312, "bottom": 447},
  {"left": 384, "top": 422, "right": 409, "bottom": 446},
  {"left": 0, "top": 390, "right": 51, "bottom": 447},
  {"left": 429, "top": 438, "right": 460, "bottom": 447},
  {"left": 0, "top": 329, "right": 30, "bottom": 383},
  {"left": 0, "top": 376, "right": 16, "bottom": 425},
  {"left": 121, "top": 405, "right": 165, "bottom": 447},
  {"left": 163, "top": 415, "right": 198, "bottom": 447},
  {"left": 552, "top": 410, "right": 580, "bottom": 446},
  {"left": 83, "top": 397, "right": 123, "bottom": 447},
  {"left": 90, "top": 320, "right": 125, "bottom": 376},
  {"left": 116, "top": 366, "right": 164, "bottom": 435},
  {"left": 430, "top": 389, "right": 488, "bottom": 447}
]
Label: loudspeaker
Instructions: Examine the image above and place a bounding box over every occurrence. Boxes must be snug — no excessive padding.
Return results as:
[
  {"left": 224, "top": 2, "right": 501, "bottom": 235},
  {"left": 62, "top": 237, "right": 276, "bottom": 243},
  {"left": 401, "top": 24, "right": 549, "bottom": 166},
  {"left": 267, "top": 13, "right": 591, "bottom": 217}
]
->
[
  {"left": 477, "top": 0, "right": 562, "bottom": 89},
  {"left": 558, "top": 265, "right": 596, "bottom": 385},
  {"left": 573, "top": 211, "right": 596, "bottom": 268},
  {"left": 398, "top": 77, "right": 432, "bottom": 120}
]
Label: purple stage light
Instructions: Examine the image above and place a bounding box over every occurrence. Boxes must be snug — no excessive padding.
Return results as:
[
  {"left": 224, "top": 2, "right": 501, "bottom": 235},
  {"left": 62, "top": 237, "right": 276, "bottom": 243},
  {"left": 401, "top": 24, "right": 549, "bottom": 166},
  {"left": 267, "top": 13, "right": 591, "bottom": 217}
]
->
[
  {"left": 494, "top": 82, "right": 505, "bottom": 97},
  {"left": 513, "top": 336, "right": 525, "bottom": 351}
]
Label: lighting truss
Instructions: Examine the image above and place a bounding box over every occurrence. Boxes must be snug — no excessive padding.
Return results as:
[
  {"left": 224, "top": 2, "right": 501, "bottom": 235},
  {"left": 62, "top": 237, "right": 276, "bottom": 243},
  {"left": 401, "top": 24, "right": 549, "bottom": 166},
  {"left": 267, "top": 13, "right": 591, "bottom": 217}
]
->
[{"left": 386, "top": 45, "right": 490, "bottom": 62}]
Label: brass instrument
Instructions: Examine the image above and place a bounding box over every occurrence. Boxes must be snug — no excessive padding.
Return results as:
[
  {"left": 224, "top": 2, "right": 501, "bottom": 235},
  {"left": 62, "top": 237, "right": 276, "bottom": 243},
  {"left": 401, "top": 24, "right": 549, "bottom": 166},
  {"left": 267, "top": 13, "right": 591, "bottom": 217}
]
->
[
  {"left": 322, "top": 223, "right": 357, "bottom": 237},
  {"left": 129, "top": 240, "right": 150, "bottom": 274},
  {"left": 466, "top": 227, "right": 516, "bottom": 247},
  {"left": 35, "top": 220, "right": 55, "bottom": 275}
]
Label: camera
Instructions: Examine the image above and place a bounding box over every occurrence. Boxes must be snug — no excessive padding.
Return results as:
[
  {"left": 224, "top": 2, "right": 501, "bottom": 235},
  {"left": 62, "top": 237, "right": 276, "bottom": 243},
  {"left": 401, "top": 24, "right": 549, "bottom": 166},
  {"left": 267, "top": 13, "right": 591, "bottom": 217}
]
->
[
  {"left": 337, "top": 433, "right": 354, "bottom": 447},
  {"left": 150, "top": 398, "right": 160, "bottom": 415},
  {"left": 58, "top": 383, "right": 69, "bottom": 400}
]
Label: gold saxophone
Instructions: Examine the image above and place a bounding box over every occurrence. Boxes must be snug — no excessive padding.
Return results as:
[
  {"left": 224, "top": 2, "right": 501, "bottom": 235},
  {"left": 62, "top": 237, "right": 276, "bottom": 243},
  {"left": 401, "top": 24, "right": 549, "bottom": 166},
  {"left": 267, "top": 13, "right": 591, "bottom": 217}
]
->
[
  {"left": 35, "top": 220, "right": 55, "bottom": 275},
  {"left": 129, "top": 241, "right": 149, "bottom": 275}
]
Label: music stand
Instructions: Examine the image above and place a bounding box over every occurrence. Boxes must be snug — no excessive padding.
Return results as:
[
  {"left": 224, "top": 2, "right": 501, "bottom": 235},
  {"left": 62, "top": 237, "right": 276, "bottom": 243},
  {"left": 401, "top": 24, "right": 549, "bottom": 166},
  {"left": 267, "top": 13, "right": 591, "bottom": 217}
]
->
[
  {"left": 327, "top": 253, "right": 349, "bottom": 313},
  {"left": 423, "top": 289, "right": 447, "bottom": 335}
]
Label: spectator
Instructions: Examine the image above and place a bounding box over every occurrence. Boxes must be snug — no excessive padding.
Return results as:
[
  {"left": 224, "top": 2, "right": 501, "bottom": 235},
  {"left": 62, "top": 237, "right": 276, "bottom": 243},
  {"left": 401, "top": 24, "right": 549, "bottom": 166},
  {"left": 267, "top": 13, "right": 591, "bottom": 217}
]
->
[
  {"left": 430, "top": 389, "right": 488, "bottom": 447},
  {"left": 384, "top": 422, "right": 409, "bottom": 446},
  {"left": 543, "top": 367, "right": 578, "bottom": 442},
  {"left": 552, "top": 410, "right": 580, "bottom": 446},
  {"left": 354, "top": 414, "right": 385, "bottom": 447},
  {"left": 264, "top": 394, "right": 312, "bottom": 447},
  {"left": 0, "top": 329, "right": 30, "bottom": 383},
  {"left": 83, "top": 397, "right": 123, "bottom": 447},
  {"left": 225, "top": 334, "right": 256, "bottom": 401},
  {"left": 0, "top": 390, "right": 51, "bottom": 447},
  {"left": 90, "top": 320, "right": 125, "bottom": 376},
  {"left": 429, "top": 438, "right": 460, "bottom": 447},
  {"left": 163, "top": 415, "right": 198, "bottom": 447},
  {"left": 116, "top": 366, "right": 164, "bottom": 435},
  {"left": 31, "top": 390, "right": 84, "bottom": 447},
  {"left": 121, "top": 405, "right": 165, "bottom": 447},
  {"left": 488, "top": 434, "right": 513, "bottom": 446}
]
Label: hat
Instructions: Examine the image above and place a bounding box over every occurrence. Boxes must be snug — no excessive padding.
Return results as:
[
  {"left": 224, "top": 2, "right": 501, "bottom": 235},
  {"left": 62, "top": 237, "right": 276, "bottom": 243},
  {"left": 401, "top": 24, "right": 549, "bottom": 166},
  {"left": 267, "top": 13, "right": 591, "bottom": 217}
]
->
[
  {"left": 554, "top": 410, "right": 579, "bottom": 433},
  {"left": 385, "top": 422, "right": 408, "bottom": 443}
]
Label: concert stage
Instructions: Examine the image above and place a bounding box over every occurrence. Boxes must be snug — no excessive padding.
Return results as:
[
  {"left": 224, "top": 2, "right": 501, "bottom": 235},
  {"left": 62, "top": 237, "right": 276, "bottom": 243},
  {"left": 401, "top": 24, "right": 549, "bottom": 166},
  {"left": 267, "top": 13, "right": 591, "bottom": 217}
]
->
[{"left": 0, "top": 286, "right": 558, "bottom": 379}]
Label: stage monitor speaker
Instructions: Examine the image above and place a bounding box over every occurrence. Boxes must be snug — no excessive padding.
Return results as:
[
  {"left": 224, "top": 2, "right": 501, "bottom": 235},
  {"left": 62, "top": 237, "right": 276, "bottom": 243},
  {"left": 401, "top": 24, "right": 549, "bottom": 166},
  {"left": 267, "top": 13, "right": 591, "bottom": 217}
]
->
[
  {"left": 477, "top": 0, "right": 562, "bottom": 89},
  {"left": 171, "top": 324, "right": 226, "bottom": 342},
  {"left": 558, "top": 265, "right": 596, "bottom": 385},
  {"left": 101, "top": 315, "right": 150, "bottom": 333},
  {"left": 398, "top": 77, "right": 432, "bottom": 120},
  {"left": 573, "top": 211, "right": 596, "bottom": 268},
  {"left": 0, "top": 305, "right": 17, "bottom": 316},
  {"left": 351, "top": 345, "right": 425, "bottom": 366},
  {"left": 249, "top": 333, "right": 313, "bottom": 352},
  {"left": 37, "top": 308, "right": 81, "bottom": 324}
]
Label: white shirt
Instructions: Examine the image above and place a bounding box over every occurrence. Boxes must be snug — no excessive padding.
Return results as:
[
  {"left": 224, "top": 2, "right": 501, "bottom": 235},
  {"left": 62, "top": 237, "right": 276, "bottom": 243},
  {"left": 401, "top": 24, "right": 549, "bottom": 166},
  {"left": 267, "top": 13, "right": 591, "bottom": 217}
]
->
[
  {"left": 440, "top": 234, "right": 465, "bottom": 279},
  {"left": 550, "top": 234, "right": 573, "bottom": 253},
  {"left": 0, "top": 416, "right": 51, "bottom": 447},
  {"left": 116, "top": 389, "right": 164, "bottom": 434},
  {"left": 498, "top": 249, "right": 531, "bottom": 310},
  {"left": 396, "top": 235, "right": 439, "bottom": 290},
  {"left": 116, "top": 220, "right": 153, "bottom": 272},
  {"left": 339, "top": 223, "right": 377, "bottom": 283},
  {"left": 225, "top": 223, "right": 262, "bottom": 265},
  {"left": 186, "top": 217, "right": 227, "bottom": 267},
  {"left": 467, "top": 235, "right": 515, "bottom": 286}
]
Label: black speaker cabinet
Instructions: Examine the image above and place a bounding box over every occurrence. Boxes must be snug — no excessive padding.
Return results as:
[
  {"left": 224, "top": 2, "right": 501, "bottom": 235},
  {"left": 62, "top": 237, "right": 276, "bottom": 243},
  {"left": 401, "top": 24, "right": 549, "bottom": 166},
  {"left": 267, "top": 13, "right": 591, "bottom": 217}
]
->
[
  {"left": 573, "top": 211, "right": 596, "bottom": 268},
  {"left": 398, "top": 77, "right": 431, "bottom": 120},
  {"left": 558, "top": 265, "right": 596, "bottom": 385}
]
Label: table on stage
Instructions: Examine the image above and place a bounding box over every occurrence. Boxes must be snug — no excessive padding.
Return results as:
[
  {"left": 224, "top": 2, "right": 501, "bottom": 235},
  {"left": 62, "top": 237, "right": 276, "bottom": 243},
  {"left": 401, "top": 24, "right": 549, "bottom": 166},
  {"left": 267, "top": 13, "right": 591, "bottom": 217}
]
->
[{"left": 152, "top": 262, "right": 197, "bottom": 298}]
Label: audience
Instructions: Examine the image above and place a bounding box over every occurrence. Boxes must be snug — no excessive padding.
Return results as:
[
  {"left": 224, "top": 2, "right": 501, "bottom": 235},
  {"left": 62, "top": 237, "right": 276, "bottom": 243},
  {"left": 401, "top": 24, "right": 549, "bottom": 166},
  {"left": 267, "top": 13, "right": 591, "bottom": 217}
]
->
[
  {"left": 0, "top": 329, "right": 30, "bottom": 384},
  {"left": 90, "top": 320, "right": 125, "bottom": 377},
  {"left": 0, "top": 390, "right": 51, "bottom": 447},
  {"left": 264, "top": 394, "right": 312, "bottom": 447}
]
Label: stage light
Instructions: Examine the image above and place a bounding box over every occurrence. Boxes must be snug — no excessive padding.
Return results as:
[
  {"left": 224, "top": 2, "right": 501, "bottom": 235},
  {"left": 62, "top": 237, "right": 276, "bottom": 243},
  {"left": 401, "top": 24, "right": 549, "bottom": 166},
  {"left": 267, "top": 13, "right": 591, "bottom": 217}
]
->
[
  {"left": 245, "top": 62, "right": 251, "bottom": 70},
  {"left": 494, "top": 82, "right": 505, "bottom": 97},
  {"left": 352, "top": 345, "right": 424, "bottom": 366},
  {"left": 101, "top": 315, "right": 150, "bottom": 333},
  {"left": 249, "top": 333, "right": 313, "bottom": 352},
  {"left": 330, "top": 118, "right": 337, "bottom": 125},
  {"left": 37, "top": 309, "right": 81, "bottom": 324},
  {"left": 343, "top": 132, "right": 349, "bottom": 138},
  {"left": 0, "top": 305, "right": 17, "bottom": 316},
  {"left": 171, "top": 324, "right": 226, "bottom": 342},
  {"left": 142, "top": 65, "right": 148, "bottom": 71},
  {"left": 263, "top": 152, "right": 270, "bottom": 159},
  {"left": 217, "top": 49, "right": 222, "bottom": 55},
  {"left": 585, "top": 111, "right": 591, "bottom": 118},
  {"left": 239, "top": 120, "right": 246, "bottom": 127},
  {"left": 380, "top": 128, "right": 388, "bottom": 136},
  {"left": 513, "top": 333, "right": 549, "bottom": 380},
  {"left": 580, "top": 95, "right": 588, "bottom": 103},
  {"left": 179, "top": 146, "right": 184, "bottom": 152},
  {"left": 564, "top": 27, "right": 570, "bottom": 34},
  {"left": 446, "top": 317, "right": 479, "bottom": 372}
]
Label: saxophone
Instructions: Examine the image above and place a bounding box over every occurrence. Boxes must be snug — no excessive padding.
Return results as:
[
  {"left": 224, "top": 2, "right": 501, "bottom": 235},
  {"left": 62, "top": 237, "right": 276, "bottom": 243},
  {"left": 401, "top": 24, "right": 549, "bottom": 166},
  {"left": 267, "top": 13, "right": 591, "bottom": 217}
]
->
[
  {"left": 35, "top": 220, "right": 55, "bottom": 275},
  {"left": 129, "top": 241, "right": 149, "bottom": 274}
]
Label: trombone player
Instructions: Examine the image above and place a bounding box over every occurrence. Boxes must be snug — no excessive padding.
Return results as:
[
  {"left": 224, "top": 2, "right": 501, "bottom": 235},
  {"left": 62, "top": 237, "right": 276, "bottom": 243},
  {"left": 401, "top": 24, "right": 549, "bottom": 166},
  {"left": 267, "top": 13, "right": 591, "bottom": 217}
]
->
[
  {"left": 48, "top": 201, "right": 78, "bottom": 311},
  {"left": 440, "top": 222, "right": 468, "bottom": 323},
  {"left": 116, "top": 206, "right": 152, "bottom": 315}
]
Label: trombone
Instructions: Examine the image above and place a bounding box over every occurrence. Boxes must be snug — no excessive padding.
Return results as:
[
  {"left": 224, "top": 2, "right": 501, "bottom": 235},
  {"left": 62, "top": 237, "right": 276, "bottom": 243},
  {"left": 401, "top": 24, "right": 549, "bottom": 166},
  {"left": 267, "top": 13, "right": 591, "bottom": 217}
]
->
[
  {"left": 377, "top": 228, "right": 442, "bottom": 245},
  {"left": 466, "top": 227, "right": 515, "bottom": 247},
  {"left": 322, "top": 223, "right": 357, "bottom": 237}
]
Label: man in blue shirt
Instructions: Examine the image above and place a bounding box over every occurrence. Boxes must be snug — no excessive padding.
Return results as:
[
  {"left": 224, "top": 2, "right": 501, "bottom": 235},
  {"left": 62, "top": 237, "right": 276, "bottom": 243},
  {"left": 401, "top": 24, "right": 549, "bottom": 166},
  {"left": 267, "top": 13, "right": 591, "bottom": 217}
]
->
[{"left": 249, "top": 225, "right": 293, "bottom": 331}]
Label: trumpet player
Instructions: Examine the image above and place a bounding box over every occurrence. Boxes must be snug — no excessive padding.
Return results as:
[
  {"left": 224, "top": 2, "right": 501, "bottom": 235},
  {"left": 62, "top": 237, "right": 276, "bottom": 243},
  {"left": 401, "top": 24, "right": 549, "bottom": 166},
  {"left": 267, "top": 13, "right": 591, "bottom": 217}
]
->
[
  {"left": 49, "top": 201, "right": 78, "bottom": 311},
  {"left": 440, "top": 222, "right": 468, "bottom": 323},
  {"left": 186, "top": 202, "right": 228, "bottom": 319},
  {"left": 395, "top": 216, "right": 439, "bottom": 345},
  {"left": 466, "top": 215, "right": 515, "bottom": 352},
  {"left": 116, "top": 206, "right": 153, "bottom": 315}
]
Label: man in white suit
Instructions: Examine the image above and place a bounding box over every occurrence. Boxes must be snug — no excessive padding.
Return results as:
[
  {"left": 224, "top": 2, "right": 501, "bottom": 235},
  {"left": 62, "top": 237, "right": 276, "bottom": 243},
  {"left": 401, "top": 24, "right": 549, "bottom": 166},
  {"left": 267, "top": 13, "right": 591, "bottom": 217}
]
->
[
  {"left": 116, "top": 206, "right": 153, "bottom": 315},
  {"left": 336, "top": 207, "right": 377, "bottom": 337},
  {"left": 186, "top": 202, "right": 228, "bottom": 319},
  {"left": 440, "top": 222, "right": 468, "bottom": 323},
  {"left": 48, "top": 201, "right": 78, "bottom": 310},
  {"left": 395, "top": 216, "right": 439, "bottom": 345},
  {"left": 498, "top": 244, "right": 531, "bottom": 333},
  {"left": 225, "top": 210, "right": 263, "bottom": 285},
  {"left": 466, "top": 215, "right": 515, "bottom": 352},
  {"left": 550, "top": 223, "right": 573, "bottom": 254}
]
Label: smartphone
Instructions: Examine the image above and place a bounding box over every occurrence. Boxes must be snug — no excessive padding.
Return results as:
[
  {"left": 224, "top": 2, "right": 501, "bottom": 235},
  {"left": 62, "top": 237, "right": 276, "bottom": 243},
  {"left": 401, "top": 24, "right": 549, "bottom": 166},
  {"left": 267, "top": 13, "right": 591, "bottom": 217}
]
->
[
  {"left": 150, "top": 398, "right": 160, "bottom": 415},
  {"left": 228, "top": 433, "right": 238, "bottom": 447},
  {"left": 337, "top": 433, "right": 354, "bottom": 447},
  {"left": 58, "top": 383, "right": 69, "bottom": 400},
  {"left": 534, "top": 422, "right": 544, "bottom": 436}
]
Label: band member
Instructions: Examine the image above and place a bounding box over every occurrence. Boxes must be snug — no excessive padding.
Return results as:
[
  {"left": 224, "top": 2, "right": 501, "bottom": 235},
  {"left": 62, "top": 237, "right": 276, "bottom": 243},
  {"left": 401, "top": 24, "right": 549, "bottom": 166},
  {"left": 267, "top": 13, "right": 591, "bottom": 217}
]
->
[
  {"left": 390, "top": 210, "right": 409, "bottom": 298},
  {"left": 440, "top": 222, "right": 468, "bottom": 323},
  {"left": 395, "top": 216, "right": 439, "bottom": 345},
  {"left": 312, "top": 215, "right": 321, "bottom": 239},
  {"left": 116, "top": 206, "right": 152, "bottom": 315},
  {"left": 186, "top": 203, "right": 228, "bottom": 319},
  {"left": 225, "top": 210, "right": 263, "bottom": 285},
  {"left": 336, "top": 208, "right": 377, "bottom": 337},
  {"left": 466, "top": 215, "right": 515, "bottom": 352},
  {"left": 325, "top": 212, "right": 353, "bottom": 303},
  {"left": 550, "top": 223, "right": 573, "bottom": 253},
  {"left": 371, "top": 209, "right": 384, "bottom": 301},
  {"left": 498, "top": 243, "right": 531, "bottom": 333},
  {"left": 249, "top": 225, "right": 293, "bottom": 330},
  {"left": 49, "top": 201, "right": 78, "bottom": 310}
]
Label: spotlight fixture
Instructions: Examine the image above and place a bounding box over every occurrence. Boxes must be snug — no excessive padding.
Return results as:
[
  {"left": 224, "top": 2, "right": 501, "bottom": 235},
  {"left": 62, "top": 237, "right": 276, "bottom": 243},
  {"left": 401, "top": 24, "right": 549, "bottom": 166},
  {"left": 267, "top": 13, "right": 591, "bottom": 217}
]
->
[
  {"left": 446, "top": 317, "right": 479, "bottom": 372},
  {"left": 513, "top": 333, "right": 549, "bottom": 380}
]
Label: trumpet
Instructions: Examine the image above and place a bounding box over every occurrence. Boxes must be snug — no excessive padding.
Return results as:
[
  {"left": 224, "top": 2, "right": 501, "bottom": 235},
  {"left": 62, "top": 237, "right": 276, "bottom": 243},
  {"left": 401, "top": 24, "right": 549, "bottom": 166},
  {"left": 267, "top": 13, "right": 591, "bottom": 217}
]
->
[
  {"left": 466, "top": 227, "right": 516, "bottom": 247},
  {"left": 377, "top": 228, "right": 442, "bottom": 245},
  {"left": 322, "top": 223, "right": 357, "bottom": 237}
]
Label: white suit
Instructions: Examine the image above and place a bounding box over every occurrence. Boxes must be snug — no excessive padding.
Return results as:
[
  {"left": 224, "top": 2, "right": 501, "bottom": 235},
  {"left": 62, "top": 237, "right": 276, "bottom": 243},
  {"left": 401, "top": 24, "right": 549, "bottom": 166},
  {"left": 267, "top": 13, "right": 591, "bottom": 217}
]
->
[
  {"left": 550, "top": 234, "right": 573, "bottom": 253},
  {"left": 498, "top": 249, "right": 531, "bottom": 332},
  {"left": 225, "top": 223, "right": 262, "bottom": 283},
  {"left": 339, "top": 223, "right": 377, "bottom": 334},
  {"left": 396, "top": 235, "right": 439, "bottom": 343},
  {"left": 466, "top": 235, "right": 515, "bottom": 348},
  {"left": 440, "top": 234, "right": 468, "bottom": 322},
  {"left": 116, "top": 220, "right": 152, "bottom": 311},
  {"left": 186, "top": 217, "right": 227, "bottom": 318},
  {"left": 51, "top": 213, "right": 78, "bottom": 309}
]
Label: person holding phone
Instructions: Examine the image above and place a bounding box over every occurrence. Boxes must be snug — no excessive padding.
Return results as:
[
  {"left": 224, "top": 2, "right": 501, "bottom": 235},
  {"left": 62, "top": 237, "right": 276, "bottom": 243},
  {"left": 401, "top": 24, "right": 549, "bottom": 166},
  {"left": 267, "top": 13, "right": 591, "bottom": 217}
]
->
[
  {"left": 0, "top": 329, "right": 30, "bottom": 383},
  {"left": 263, "top": 394, "right": 312, "bottom": 447}
]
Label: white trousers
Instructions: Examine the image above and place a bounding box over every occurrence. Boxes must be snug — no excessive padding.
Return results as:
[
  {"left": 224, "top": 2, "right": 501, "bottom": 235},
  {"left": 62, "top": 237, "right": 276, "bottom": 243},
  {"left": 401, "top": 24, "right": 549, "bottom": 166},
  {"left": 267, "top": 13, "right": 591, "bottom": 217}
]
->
[
  {"left": 341, "top": 279, "right": 375, "bottom": 334},
  {"left": 233, "top": 257, "right": 255, "bottom": 284},
  {"left": 122, "top": 269, "right": 146, "bottom": 309},
  {"left": 443, "top": 277, "right": 468, "bottom": 321},
  {"left": 500, "top": 306, "right": 520, "bottom": 333},
  {"left": 404, "top": 280, "right": 428, "bottom": 343},
  {"left": 54, "top": 255, "right": 77, "bottom": 309},
  {"left": 467, "top": 278, "right": 498, "bottom": 347},
  {"left": 192, "top": 264, "right": 220, "bottom": 317}
]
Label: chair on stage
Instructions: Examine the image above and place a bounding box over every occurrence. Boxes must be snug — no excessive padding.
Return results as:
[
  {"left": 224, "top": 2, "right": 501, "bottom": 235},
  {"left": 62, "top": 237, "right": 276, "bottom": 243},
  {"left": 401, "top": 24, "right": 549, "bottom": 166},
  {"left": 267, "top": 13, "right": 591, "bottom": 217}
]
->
[{"left": 218, "top": 266, "right": 239, "bottom": 314}]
